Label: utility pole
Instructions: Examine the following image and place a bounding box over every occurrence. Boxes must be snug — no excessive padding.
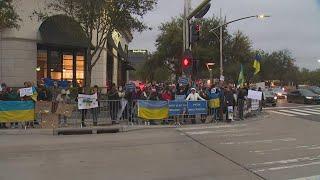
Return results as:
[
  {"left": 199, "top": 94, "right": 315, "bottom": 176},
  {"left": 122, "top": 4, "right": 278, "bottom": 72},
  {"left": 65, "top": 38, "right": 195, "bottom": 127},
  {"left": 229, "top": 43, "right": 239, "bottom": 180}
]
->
[
  {"left": 219, "top": 9, "right": 223, "bottom": 79},
  {"left": 183, "top": 0, "right": 191, "bottom": 52}
]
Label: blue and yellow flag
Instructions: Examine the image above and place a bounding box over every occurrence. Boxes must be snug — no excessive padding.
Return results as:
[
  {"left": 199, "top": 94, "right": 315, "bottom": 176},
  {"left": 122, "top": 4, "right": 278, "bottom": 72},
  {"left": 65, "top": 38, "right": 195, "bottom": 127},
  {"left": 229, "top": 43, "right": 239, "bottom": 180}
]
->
[
  {"left": 0, "top": 101, "right": 35, "bottom": 122},
  {"left": 138, "top": 100, "right": 169, "bottom": 120},
  {"left": 238, "top": 64, "right": 245, "bottom": 88},
  {"left": 253, "top": 54, "right": 261, "bottom": 75}
]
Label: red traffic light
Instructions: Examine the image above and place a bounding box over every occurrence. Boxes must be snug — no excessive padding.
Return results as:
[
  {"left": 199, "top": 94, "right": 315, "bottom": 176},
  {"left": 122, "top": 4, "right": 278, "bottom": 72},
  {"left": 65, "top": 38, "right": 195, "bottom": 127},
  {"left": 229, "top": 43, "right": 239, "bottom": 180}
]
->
[
  {"left": 183, "top": 58, "right": 190, "bottom": 66},
  {"left": 182, "top": 58, "right": 192, "bottom": 68}
]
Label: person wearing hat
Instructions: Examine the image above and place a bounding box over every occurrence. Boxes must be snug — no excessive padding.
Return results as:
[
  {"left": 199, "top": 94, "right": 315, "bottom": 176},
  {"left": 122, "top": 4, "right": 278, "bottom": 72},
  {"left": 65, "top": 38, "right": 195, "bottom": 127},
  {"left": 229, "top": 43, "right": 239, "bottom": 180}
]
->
[
  {"left": 186, "top": 88, "right": 205, "bottom": 101},
  {"left": 186, "top": 88, "right": 205, "bottom": 124}
]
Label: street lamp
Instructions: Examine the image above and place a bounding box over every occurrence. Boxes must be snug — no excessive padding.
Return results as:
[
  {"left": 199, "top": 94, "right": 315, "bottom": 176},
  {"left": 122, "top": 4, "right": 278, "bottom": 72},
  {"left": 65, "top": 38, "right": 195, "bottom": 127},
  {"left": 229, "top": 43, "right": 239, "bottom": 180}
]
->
[
  {"left": 317, "top": 59, "right": 320, "bottom": 63},
  {"left": 210, "top": 14, "right": 270, "bottom": 80}
]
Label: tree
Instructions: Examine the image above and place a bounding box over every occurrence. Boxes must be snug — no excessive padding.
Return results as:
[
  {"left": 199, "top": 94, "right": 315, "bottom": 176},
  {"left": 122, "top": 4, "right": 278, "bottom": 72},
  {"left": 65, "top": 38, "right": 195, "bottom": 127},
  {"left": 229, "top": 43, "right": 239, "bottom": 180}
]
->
[
  {"left": 0, "top": 0, "right": 20, "bottom": 29},
  {"left": 36, "top": 0, "right": 157, "bottom": 89}
]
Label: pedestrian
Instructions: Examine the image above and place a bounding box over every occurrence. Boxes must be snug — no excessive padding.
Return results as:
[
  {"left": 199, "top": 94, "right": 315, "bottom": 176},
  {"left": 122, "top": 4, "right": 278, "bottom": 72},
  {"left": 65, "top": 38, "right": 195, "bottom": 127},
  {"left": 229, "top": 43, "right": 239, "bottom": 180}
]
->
[
  {"left": 56, "top": 89, "right": 71, "bottom": 126},
  {"left": 208, "top": 85, "right": 221, "bottom": 122},
  {"left": 107, "top": 83, "right": 119, "bottom": 124},
  {"left": 50, "top": 81, "right": 61, "bottom": 113},
  {"left": 237, "top": 87, "right": 246, "bottom": 120},
  {"left": 78, "top": 87, "right": 87, "bottom": 127},
  {"left": 224, "top": 86, "right": 235, "bottom": 122},
  {"left": 186, "top": 88, "right": 205, "bottom": 124},
  {"left": 91, "top": 85, "right": 100, "bottom": 126}
]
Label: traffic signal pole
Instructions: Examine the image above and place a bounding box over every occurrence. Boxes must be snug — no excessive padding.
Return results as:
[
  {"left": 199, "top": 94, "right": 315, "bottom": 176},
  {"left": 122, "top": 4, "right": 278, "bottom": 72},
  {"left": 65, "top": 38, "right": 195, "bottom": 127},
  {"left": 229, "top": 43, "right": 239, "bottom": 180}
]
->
[{"left": 183, "top": 0, "right": 211, "bottom": 52}]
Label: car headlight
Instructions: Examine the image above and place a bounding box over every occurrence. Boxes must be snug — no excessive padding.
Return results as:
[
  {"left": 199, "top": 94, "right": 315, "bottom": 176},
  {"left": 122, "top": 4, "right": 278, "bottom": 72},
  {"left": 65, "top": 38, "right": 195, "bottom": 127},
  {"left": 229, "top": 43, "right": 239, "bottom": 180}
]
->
[
  {"left": 274, "top": 96, "right": 277, "bottom": 100},
  {"left": 306, "top": 96, "right": 313, "bottom": 99}
]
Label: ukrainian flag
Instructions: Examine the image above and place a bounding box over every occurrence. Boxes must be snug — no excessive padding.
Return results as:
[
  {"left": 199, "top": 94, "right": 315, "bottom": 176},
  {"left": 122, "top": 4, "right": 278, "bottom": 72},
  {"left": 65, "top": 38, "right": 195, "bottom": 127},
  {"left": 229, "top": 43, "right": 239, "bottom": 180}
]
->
[
  {"left": 0, "top": 101, "right": 35, "bottom": 122},
  {"left": 253, "top": 54, "right": 261, "bottom": 75},
  {"left": 138, "top": 100, "right": 169, "bottom": 120}
]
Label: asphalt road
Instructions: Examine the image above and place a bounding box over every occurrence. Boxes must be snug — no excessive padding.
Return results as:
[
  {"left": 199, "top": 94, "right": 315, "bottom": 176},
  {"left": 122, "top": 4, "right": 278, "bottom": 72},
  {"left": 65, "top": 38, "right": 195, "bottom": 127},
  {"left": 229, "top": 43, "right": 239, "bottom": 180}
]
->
[{"left": 0, "top": 102, "right": 320, "bottom": 180}]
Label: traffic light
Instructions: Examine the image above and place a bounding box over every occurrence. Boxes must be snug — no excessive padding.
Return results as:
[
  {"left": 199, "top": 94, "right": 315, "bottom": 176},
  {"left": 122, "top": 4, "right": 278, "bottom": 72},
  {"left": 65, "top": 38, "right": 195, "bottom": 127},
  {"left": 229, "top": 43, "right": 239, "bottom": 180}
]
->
[
  {"left": 191, "top": 24, "right": 200, "bottom": 43},
  {"left": 181, "top": 50, "right": 193, "bottom": 74}
]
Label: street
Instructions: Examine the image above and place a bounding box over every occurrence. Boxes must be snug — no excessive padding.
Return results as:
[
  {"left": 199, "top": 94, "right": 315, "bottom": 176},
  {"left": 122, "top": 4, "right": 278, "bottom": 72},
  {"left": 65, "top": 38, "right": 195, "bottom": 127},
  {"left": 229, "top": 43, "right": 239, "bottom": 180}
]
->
[{"left": 0, "top": 102, "right": 319, "bottom": 180}]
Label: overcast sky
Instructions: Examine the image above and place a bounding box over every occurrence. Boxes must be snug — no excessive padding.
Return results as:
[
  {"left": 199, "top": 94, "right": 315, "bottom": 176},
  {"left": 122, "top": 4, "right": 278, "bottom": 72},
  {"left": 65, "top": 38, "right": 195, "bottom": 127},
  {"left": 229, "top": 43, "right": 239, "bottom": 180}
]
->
[{"left": 130, "top": 0, "right": 320, "bottom": 70}]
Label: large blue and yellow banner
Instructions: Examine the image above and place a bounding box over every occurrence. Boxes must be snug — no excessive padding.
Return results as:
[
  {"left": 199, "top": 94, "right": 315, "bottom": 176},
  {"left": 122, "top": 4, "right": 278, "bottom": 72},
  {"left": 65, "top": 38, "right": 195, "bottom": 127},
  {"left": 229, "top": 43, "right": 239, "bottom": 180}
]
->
[
  {"left": 0, "top": 101, "right": 35, "bottom": 122},
  {"left": 138, "top": 100, "right": 169, "bottom": 120}
]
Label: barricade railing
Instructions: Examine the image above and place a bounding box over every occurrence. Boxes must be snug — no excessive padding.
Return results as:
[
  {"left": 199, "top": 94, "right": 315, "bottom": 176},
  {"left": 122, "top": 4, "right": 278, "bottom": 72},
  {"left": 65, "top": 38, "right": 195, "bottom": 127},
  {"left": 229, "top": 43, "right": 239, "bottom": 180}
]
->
[{"left": 0, "top": 98, "right": 263, "bottom": 129}]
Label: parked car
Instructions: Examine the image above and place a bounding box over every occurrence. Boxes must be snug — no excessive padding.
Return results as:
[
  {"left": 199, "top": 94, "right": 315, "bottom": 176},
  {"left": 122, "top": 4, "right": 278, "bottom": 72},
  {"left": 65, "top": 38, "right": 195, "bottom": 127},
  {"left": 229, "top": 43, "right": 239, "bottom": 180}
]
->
[
  {"left": 273, "top": 87, "right": 287, "bottom": 99},
  {"left": 263, "top": 91, "right": 277, "bottom": 107},
  {"left": 308, "top": 86, "right": 320, "bottom": 95},
  {"left": 287, "top": 89, "right": 320, "bottom": 104}
]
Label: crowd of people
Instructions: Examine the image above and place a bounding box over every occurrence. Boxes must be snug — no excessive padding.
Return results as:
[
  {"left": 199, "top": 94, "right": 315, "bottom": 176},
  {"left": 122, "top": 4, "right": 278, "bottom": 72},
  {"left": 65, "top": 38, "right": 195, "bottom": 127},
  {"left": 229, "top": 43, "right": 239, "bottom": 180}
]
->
[{"left": 0, "top": 79, "right": 263, "bottom": 128}]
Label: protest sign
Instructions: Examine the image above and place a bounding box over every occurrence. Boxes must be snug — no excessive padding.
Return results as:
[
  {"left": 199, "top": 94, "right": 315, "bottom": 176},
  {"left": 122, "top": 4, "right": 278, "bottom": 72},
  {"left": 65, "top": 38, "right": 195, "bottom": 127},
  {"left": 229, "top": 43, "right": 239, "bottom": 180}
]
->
[
  {"left": 19, "top": 87, "right": 33, "bottom": 97},
  {"left": 187, "top": 101, "right": 207, "bottom": 115},
  {"left": 78, "top": 93, "right": 98, "bottom": 110},
  {"left": 248, "top": 90, "right": 262, "bottom": 100},
  {"left": 168, "top": 100, "right": 187, "bottom": 116},
  {"left": 179, "top": 77, "right": 189, "bottom": 85},
  {"left": 35, "top": 101, "right": 52, "bottom": 114},
  {"left": 56, "top": 103, "right": 75, "bottom": 117},
  {"left": 251, "top": 99, "right": 260, "bottom": 111},
  {"left": 125, "top": 83, "right": 135, "bottom": 92}
]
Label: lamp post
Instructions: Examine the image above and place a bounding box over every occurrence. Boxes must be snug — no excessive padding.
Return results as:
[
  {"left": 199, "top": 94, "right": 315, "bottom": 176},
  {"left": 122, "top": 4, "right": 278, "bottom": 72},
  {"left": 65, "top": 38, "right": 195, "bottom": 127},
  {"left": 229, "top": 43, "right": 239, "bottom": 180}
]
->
[{"left": 210, "top": 14, "right": 270, "bottom": 80}]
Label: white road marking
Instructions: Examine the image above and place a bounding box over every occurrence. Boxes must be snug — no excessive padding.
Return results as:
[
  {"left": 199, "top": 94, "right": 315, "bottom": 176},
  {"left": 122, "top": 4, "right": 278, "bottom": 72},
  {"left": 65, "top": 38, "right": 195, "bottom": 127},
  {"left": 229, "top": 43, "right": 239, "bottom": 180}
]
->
[
  {"left": 292, "top": 109, "right": 320, "bottom": 115},
  {"left": 269, "top": 110, "right": 296, "bottom": 117},
  {"left": 279, "top": 109, "right": 310, "bottom": 116},
  {"left": 254, "top": 161, "right": 320, "bottom": 172},
  {"left": 177, "top": 124, "right": 246, "bottom": 131},
  {"left": 264, "top": 105, "right": 320, "bottom": 110},
  {"left": 250, "top": 155, "right": 320, "bottom": 166},
  {"left": 220, "top": 138, "right": 296, "bottom": 145},
  {"left": 250, "top": 145, "right": 320, "bottom": 153},
  {"left": 305, "top": 108, "right": 320, "bottom": 113},
  {"left": 289, "top": 175, "right": 320, "bottom": 180},
  {"left": 184, "top": 129, "right": 249, "bottom": 135}
]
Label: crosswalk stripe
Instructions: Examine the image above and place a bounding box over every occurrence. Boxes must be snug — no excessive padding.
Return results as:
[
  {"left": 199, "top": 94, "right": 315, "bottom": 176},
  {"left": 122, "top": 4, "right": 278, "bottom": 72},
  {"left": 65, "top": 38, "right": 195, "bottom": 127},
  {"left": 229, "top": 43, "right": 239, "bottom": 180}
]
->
[
  {"left": 279, "top": 109, "right": 310, "bottom": 116},
  {"left": 269, "top": 110, "right": 296, "bottom": 117},
  {"left": 304, "top": 108, "right": 320, "bottom": 113},
  {"left": 292, "top": 109, "right": 320, "bottom": 115}
]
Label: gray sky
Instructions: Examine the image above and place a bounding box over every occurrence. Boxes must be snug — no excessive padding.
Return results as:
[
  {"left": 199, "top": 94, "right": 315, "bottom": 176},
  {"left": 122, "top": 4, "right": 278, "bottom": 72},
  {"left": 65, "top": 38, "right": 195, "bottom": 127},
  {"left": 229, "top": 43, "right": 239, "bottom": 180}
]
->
[{"left": 130, "top": 0, "right": 320, "bottom": 70}]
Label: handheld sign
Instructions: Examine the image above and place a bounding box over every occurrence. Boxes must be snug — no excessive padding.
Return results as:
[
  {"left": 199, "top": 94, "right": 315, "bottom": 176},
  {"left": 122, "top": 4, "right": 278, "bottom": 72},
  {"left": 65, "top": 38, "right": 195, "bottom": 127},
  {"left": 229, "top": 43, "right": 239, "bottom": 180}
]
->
[{"left": 19, "top": 87, "right": 33, "bottom": 97}]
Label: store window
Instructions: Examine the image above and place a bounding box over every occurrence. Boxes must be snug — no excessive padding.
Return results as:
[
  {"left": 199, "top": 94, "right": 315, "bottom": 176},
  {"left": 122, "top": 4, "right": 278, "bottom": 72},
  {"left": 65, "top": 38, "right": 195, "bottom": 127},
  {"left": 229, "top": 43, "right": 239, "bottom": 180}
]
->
[
  {"left": 36, "top": 47, "right": 85, "bottom": 86},
  {"left": 62, "top": 53, "right": 73, "bottom": 80},
  {"left": 36, "top": 50, "right": 48, "bottom": 82}
]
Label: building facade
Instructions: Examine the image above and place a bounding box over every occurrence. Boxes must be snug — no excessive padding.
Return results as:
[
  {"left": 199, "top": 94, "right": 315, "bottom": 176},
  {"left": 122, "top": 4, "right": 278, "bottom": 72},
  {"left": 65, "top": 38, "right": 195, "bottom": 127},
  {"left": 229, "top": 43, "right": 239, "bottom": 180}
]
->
[{"left": 0, "top": 0, "right": 133, "bottom": 88}]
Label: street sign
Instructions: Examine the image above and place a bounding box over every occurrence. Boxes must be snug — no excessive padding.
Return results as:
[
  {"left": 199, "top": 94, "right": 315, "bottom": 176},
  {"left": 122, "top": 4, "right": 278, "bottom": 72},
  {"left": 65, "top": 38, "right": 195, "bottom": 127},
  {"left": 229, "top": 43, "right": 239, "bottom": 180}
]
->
[{"left": 179, "top": 77, "right": 189, "bottom": 86}]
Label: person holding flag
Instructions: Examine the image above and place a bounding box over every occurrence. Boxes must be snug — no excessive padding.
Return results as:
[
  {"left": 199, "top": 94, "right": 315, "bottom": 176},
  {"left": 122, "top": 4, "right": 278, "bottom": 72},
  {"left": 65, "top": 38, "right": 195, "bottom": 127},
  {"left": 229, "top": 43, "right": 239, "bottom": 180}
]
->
[{"left": 253, "top": 53, "right": 261, "bottom": 75}]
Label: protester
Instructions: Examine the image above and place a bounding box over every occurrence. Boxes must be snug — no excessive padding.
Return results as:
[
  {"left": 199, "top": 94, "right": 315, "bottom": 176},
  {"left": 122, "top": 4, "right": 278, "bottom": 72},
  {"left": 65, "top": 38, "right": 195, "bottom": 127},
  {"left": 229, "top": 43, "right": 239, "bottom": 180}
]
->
[
  {"left": 161, "top": 87, "right": 173, "bottom": 101},
  {"left": 88, "top": 85, "right": 99, "bottom": 126},
  {"left": 186, "top": 88, "right": 205, "bottom": 101},
  {"left": 56, "top": 89, "right": 71, "bottom": 126},
  {"left": 237, "top": 87, "right": 246, "bottom": 120},
  {"left": 224, "top": 86, "right": 235, "bottom": 122},
  {"left": 208, "top": 85, "right": 221, "bottom": 122},
  {"left": 50, "top": 81, "right": 61, "bottom": 113},
  {"left": 107, "top": 83, "right": 119, "bottom": 124}
]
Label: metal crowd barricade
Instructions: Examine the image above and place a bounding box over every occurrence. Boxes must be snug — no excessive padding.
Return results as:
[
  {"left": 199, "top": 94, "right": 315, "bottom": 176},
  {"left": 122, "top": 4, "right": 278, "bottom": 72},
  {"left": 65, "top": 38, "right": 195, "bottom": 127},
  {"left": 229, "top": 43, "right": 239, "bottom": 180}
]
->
[{"left": 34, "top": 98, "right": 262, "bottom": 129}]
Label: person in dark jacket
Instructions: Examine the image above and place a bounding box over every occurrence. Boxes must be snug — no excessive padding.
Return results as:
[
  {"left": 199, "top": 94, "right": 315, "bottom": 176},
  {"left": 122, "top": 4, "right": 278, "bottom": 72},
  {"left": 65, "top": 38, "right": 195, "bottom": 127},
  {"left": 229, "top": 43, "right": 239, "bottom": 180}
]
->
[
  {"left": 224, "top": 86, "right": 235, "bottom": 122},
  {"left": 237, "top": 88, "right": 246, "bottom": 120},
  {"left": 108, "top": 83, "right": 119, "bottom": 123}
]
